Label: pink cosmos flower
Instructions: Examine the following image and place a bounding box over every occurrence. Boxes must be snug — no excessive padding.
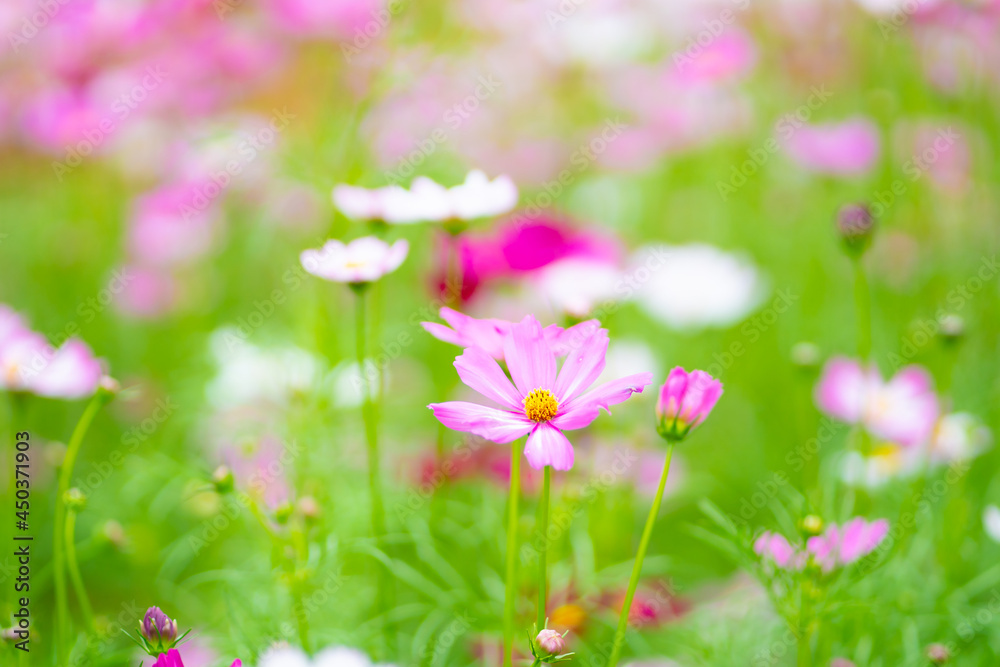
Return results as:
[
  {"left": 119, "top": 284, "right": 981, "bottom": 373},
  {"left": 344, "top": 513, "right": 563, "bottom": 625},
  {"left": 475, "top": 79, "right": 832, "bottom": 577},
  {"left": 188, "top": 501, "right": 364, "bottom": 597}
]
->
[
  {"left": 806, "top": 518, "right": 889, "bottom": 571},
  {"left": 300, "top": 237, "right": 408, "bottom": 284},
  {"left": 114, "top": 265, "right": 178, "bottom": 320},
  {"left": 421, "top": 307, "right": 599, "bottom": 360},
  {"left": 753, "top": 531, "right": 800, "bottom": 569},
  {"left": 0, "top": 306, "right": 104, "bottom": 399},
  {"left": 127, "top": 182, "right": 220, "bottom": 268},
  {"left": 429, "top": 315, "right": 652, "bottom": 470},
  {"left": 655, "top": 368, "right": 724, "bottom": 442},
  {"left": 816, "top": 357, "right": 939, "bottom": 447},
  {"left": 781, "top": 118, "right": 881, "bottom": 176}
]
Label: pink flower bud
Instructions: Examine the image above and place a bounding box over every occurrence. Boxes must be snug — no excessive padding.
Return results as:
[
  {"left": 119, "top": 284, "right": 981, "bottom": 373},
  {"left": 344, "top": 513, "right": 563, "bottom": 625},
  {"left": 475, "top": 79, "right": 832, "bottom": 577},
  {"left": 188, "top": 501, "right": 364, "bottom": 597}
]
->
[
  {"left": 535, "top": 628, "right": 567, "bottom": 655},
  {"left": 655, "top": 368, "right": 723, "bottom": 442}
]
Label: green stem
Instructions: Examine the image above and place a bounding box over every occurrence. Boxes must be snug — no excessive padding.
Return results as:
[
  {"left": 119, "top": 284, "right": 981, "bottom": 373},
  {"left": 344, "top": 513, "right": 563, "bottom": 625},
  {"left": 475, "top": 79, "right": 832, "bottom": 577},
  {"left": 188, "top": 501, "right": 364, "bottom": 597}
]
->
[
  {"left": 64, "top": 509, "right": 95, "bottom": 633},
  {"left": 503, "top": 441, "right": 522, "bottom": 667},
  {"left": 355, "top": 288, "right": 391, "bottom": 652},
  {"left": 537, "top": 466, "right": 551, "bottom": 631},
  {"left": 607, "top": 443, "right": 674, "bottom": 667},
  {"left": 853, "top": 258, "right": 872, "bottom": 361},
  {"left": 54, "top": 394, "right": 104, "bottom": 662}
]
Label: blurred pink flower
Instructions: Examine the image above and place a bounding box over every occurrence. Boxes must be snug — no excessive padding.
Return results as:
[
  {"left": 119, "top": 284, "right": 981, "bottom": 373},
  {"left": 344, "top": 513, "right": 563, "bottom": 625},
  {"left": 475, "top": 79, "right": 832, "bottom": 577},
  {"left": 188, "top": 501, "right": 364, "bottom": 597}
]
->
[
  {"left": 266, "top": 0, "right": 383, "bottom": 39},
  {"left": 429, "top": 315, "right": 651, "bottom": 470},
  {"left": 300, "top": 236, "right": 408, "bottom": 283},
  {"left": 807, "top": 518, "right": 889, "bottom": 570},
  {"left": 0, "top": 306, "right": 104, "bottom": 399},
  {"left": 21, "top": 87, "right": 106, "bottom": 154},
  {"left": 781, "top": 118, "right": 881, "bottom": 176},
  {"left": 671, "top": 30, "right": 757, "bottom": 85},
  {"left": 127, "top": 182, "right": 220, "bottom": 267},
  {"left": 114, "top": 265, "right": 178, "bottom": 320},
  {"left": 421, "top": 307, "right": 599, "bottom": 360},
  {"left": 223, "top": 437, "right": 292, "bottom": 509},
  {"left": 816, "top": 357, "right": 939, "bottom": 447},
  {"left": 754, "top": 531, "right": 801, "bottom": 569}
]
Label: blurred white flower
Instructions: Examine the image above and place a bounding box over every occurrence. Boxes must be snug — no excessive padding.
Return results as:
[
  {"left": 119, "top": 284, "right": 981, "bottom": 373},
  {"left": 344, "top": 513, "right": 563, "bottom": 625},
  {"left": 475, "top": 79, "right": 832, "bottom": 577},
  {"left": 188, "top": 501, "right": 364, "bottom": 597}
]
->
[
  {"left": 928, "top": 412, "right": 991, "bottom": 465},
  {"left": 330, "top": 360, "right": 382, "bottom": 409},
  {"left": 984, "top": 505, "right": 1000, "bottom": 543},
  {"left": 332, "top": 170, "right": 517, "bottom": 224},
  {"left": 842, "top": 446, "right": 917, "bottom": 488},
  {"left": 300, "top": 237, "right": 409, "bottom": 284},
  {"left": 207, "top": 331, "right": 319, "bottom": 409},
  {"left": 536, "top": 257, "right": 623, "bottom": 317},
  {"left": 633, "top": 243, "right": 765, "bottom": 329},
  {"left": 599, "top": 338, "right": 661, "bottom": 387}
]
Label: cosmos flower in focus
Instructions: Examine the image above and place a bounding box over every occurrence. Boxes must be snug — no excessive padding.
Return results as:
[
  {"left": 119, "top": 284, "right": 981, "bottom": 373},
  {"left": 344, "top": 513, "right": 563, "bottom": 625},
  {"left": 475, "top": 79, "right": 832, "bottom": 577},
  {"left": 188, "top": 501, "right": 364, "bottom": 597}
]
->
[
  {"left": 429, "top": 315, "right": 652, "bottom": 470},
  {"left": 421, "top": 307, "right": 599, "bottom": 360},
  {"left": 781, "top": 118, "right": 881, "bottom": 176},
  {"left": 300, "top": 237, "right": 408, "bottom": 284},
  {"left": 816, "top": 357, "right": 939, "bottom": 447},
  {"left": 332, "top": 170, "right": 517, "bottom": 224},
  {"left": 150, "top": 648, "right": 241, "bottom": 667},
  {"left": 633, "top": 244, "right": 765, "bottom": 330},
  {"left": 0, "top": 305, "right": 104, "bottom": 399}
]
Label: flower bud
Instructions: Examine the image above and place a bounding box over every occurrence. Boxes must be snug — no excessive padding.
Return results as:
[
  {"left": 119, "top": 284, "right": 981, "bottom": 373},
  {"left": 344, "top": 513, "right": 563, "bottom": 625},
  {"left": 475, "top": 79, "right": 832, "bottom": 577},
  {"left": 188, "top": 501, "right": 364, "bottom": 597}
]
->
[
  {"left": 535, "top": 628, "right": 567, "bottom": 655},
  {"left": 655, "top": 367, "right": 723, "bottom": 443},
  {"left": 212, "top": 465, "right": 235, "bottom": 494},
  {"left": 926, "top": 643, "right": 950, "bottom": 664},
  {"left": 297, "top": 496, "right": 321, "bottom": 523},
  {"left": 274, "top": 501, "right": 294, "bottom": 524},
  {"left": 836, "top": 203, "right": 875, "bottom": 256},
  {"left": 64, "top": 488, "right": 87, "bottom": 510},
  {"left": 940, "top": 314, "right": 964, "bottom": 340},
  {"left": 790, "top": 342, "right": 821, "bottom": 369},
  {"left": 801, "top": 515, "right": 823, "bottom": 536},
  {"left": 141, "top": 606, "right": 178, "bottom": 645}
]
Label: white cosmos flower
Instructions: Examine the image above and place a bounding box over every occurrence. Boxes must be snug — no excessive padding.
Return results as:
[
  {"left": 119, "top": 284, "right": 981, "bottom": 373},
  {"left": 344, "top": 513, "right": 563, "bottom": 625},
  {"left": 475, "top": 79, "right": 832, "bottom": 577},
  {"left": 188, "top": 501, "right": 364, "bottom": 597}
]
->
[
  {"left": 300, "top": 237, "right": 408, "bottom": 284},
  {"left": 634, "top": 243, "right": 765, "bottom": 329},
  {"left": 207, "top": 333, "right": 320, "bottom": 409},
  {"left": 536, "top": 257, "right": 623, "bottom": 317},
  {"left": 259, "top": 646, "right": 386, "bottom": 667},
  {"left": 928, "top": 412, "right": 991, "bottom": 465},
  {"left": 332, "top": 170, "right": 517, "bottom": 224},
  {"left": 984, "top": 505, "right": 1000, "bottom": 544}
]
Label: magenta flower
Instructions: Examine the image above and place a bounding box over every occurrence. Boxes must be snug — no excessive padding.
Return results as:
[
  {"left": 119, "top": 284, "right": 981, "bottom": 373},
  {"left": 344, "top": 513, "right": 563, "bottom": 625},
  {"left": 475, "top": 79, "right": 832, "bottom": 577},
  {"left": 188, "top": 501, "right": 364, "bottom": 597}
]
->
[
  {"left": 152, "top": 648, "right": 240, "bottom": 667},
  {"left": 816, "top": 357, "right": 939, "bottom": 447},
  {"left": 300, "top": 237, "right": 408, "bottom": 284},
  {"left": 781, "top": 117, "right": 881, "bottom": 176},
  {"left": 655, "top": 367, "right": 723, "bottom": 442},
  {"left": 429, "top": 315, "right": 652, "bottom": 470},
  {"left": 421, "top": 307, "right": 599, "bottom": 360}
]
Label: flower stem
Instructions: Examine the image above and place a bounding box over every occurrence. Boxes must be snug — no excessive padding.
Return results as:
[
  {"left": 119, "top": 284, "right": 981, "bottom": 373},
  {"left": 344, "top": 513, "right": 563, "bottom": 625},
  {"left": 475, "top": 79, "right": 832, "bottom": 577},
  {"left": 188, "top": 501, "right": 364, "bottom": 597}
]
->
[
  {"left": 54, "top": 393, "right": 104, "bottom": 663},
  {"left": 853, "top": 258, "right": 872, "bottom": 360},
  {"left": 355, "top": 288, "right": 391, "bottom": 649},
  {"left": 64, "top": 508, "right": 95, "bottom": 633},
  {"left": 503, "top": 441, "right": 522, "bottom": 667},
  {"left": 607, "top": 443, "right": 674, "bottom": 667},
  {"left": 536, "top": 466, "right": 551, "bottom": 631}
]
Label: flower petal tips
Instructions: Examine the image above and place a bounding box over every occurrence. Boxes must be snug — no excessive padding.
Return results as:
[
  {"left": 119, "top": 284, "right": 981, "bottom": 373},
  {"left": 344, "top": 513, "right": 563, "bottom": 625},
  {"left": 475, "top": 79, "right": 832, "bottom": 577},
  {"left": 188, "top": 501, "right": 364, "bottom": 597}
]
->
[
  {"left": 655, "top": 367, "right": 723, "bottom": 442},
  {"left": 300, "top": 237, "right": 408, "bottom": 284}
]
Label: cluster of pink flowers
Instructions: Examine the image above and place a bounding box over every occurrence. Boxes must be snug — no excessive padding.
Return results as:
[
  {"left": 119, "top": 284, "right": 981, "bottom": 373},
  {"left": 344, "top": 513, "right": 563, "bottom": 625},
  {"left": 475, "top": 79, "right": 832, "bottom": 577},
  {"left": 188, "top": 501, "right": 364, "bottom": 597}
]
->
[
  {"left": 754, "top": 517, "right": 890, "bottom": 572},
  {"left": 428, "top": 313, "right": 652, "bottom": 470},
  {"left": 0, "top": 305, "right": 103, "bottom": 399}
]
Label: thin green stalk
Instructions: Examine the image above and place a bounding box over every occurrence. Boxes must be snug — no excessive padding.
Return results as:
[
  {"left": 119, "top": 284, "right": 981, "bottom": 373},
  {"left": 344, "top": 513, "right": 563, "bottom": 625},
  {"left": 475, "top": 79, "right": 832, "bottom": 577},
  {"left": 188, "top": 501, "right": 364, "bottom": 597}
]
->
[
  {"left": 853, "top": 258, "right": 872, "bottom": 360},
  {"left": 607, "top": 443, "right": 674, "bottom": 667},
  {"left": 503, "top": 441, "right": 522, "bottom": 667},
  {"left": 54, "top": 393, "right": 104, "bottom": 662},
  {"left": 355, "top": 288, "right": 391, "bottom": 653},
  {"left": 537, "top": 466, "right": 551, "bottom": 631},
  {"left": 64, "top": 509, "right": 95, "bottom": 633}
]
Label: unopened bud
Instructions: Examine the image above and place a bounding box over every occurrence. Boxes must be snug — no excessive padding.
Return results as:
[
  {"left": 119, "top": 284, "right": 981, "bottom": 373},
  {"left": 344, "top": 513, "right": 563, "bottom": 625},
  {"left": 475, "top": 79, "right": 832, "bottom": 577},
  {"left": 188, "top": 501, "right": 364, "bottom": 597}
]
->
[
  {"left": 212, "top": 465, "right": 234, "bottom": 493},
  {"left": 536, "top": 628, "right": 567, "bottom": 655},
  {"left": 836, "top": 203, "right": 875, "bottom": 256},
  {"left": 64, "top": 488, "right": 87, "bottom": 510},
  {"left": 297, "top": 496, "right": 321, "bottom": 522},
  {"left": 926, "top": 643, "right": 950, "bottom": 664},
  {"left": 141, "top": 606, "right": 178, "bottom": 646},
  {"left": 790, "top": 342, "right": 821, "bottom": 368},
  {"left": 940, "top": 314, "right": 964, "bottom": 340},
  {"left": 801, "top": 515, "right": 823, "bottom": 536}
]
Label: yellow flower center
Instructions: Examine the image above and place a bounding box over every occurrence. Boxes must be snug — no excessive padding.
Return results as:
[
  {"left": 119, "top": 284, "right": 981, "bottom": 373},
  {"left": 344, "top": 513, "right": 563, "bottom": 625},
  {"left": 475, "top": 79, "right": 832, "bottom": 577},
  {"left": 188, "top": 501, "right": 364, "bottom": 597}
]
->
[{"left": 524, "top": 388, "right": 559, "bottom": 422}]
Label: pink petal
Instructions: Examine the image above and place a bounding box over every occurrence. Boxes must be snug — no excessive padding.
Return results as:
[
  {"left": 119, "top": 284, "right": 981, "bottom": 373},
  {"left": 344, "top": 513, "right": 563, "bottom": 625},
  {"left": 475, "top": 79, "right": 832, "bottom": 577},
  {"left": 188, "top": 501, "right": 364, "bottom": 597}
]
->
[
  {"left": 30, "top": 339, "right": 102, "bottom": 399},
  {"left": 428, "top": 402, "right": 532, "bottom": 444},
  {"left": 454, "top": 346, "right": 523, "bottom": 410},
  {"left": 550, "top": 404, "right": 601, "bottom": 431},
  {"left": 562, "top": 372, "right": 654, "bottom": 415},
  {"left": 523, "top": 422, "right": 575, "bottom": 471},
  {"left": 503, "top": 315, "right": 556, "bottom": 395},
  {"left": 815, "top": 357, "right": 867, "bottom": 423},
  {"left": 681, "top": 370, "right": 724, "bottom": 427},
  {"left": 421, "top": 321, "right": 467, "bottom": 348},
  {"left": 553, "top": 328, "right": 608, "bottom": 403},
  {"left": 546, "top": 319, "right": 601, "bottom": 356},
  {"left": 869, "top": 366, "right": 938, "bottom": 447}
]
